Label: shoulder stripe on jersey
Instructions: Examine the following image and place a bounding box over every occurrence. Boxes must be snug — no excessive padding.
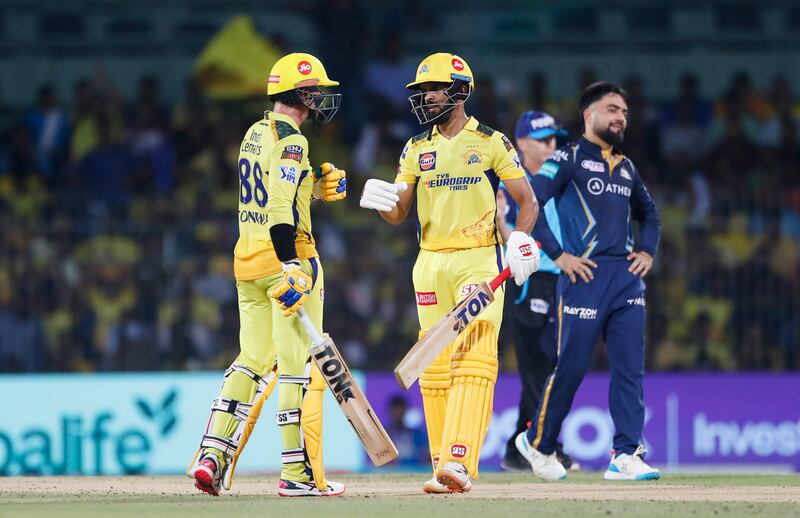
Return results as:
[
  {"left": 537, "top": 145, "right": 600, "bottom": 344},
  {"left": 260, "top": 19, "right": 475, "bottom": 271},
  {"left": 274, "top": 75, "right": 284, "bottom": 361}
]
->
[
  {"left": 411, "top": 130, "right": 430, "bottom": 144},
  {"left": 274, "top": 120, "right": 299, "bottom": 140},
  {"left": 474, "top": 122, "right": 495, "bottom": 137}
]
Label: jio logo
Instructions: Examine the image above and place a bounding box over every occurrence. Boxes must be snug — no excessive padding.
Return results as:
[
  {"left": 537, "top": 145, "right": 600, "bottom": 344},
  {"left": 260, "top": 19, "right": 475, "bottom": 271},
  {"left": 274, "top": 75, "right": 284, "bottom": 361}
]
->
[
  {"left": 588, "top": 177, "right": 605, "bottom": 195},
  {"left": 297, "top": 61, "right": 312, "bottom": 75},
  {"left": 451, "top": 58, "right": 464, "bottom": 71}
]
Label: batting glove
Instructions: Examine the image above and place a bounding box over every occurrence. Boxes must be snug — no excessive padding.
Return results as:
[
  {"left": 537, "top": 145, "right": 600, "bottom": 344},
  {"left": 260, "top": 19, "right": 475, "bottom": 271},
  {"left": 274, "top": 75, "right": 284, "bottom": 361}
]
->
[
  {"left": 359, "top": 179, "right": 408, "bottom": 212},
  {"left": 312, "top": 162, "right": 347, "bottom": 202},
  {"left": 506, "top": 231, "right": 540, "bottom": 286},
  {"left": 270, "top": 261, "right": 313, "bottom": 316}
]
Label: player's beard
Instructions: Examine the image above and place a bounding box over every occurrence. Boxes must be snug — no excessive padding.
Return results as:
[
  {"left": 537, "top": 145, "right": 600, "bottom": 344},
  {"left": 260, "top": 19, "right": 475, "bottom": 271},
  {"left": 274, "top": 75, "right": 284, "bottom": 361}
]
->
[
  {"left": 596, "top": 123, "right": 624, "bottom": 147},
  {"left": 427, "top": 104, "right": 455, "bottom": 125}
]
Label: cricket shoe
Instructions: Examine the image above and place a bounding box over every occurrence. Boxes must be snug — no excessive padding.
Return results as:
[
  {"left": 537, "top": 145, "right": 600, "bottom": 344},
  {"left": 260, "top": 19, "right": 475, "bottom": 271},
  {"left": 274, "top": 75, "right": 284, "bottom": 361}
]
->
[
  {"left": 436, "top": 461, "right": 472, "bottom": 493},
  {"left": 603, "top": 446, "right": 660, "bottom": 481},
  {"left": 277, "top": 478, "right": 345, "bottom": 497},
  {"left": 515, "top": 432, "right": 567, "bottom": 481},
  {"left": 501, "top": 449, "right": 531, "bottom": 472},
  {"left": 191, "top": 454, "right": 223, "bottom": 496},
  {"left": 422, "top": 477, "right": 453, "bottom": 494}
]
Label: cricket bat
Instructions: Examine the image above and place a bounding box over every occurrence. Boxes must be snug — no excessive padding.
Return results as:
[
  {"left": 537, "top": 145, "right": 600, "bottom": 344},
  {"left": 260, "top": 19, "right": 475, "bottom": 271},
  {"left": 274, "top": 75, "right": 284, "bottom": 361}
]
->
[
  {"left": 297, "top": 307, "right": 399, "bottom": 466},
  {"left": 394, "top": 266, "right": 512, "bottom": 390}
]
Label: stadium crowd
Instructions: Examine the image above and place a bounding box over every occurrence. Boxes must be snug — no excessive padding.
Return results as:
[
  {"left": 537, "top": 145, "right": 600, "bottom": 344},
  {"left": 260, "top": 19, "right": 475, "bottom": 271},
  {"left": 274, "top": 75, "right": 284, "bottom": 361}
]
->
[{"left": 0, "top": 60, "right": 798, "bottom": 373}]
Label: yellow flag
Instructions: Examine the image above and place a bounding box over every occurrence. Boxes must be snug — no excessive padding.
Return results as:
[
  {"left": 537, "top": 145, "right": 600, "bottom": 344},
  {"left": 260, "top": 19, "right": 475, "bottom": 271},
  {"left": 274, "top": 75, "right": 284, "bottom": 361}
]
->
[{"left": 193, "top": 14, "right": 281, "bottom": 99}]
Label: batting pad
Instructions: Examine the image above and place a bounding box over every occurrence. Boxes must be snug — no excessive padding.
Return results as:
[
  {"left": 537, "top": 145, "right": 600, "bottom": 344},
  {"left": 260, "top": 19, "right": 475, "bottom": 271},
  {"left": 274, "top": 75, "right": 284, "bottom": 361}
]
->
[
  {"left": 419, "top": 330, "right": 453, "bottom": 471},
  {"left": 300, "top": 361, "right": 327, "bottom": 491},
  {"left": 439, "top": 320, "right": 498, "bottom": 478}
]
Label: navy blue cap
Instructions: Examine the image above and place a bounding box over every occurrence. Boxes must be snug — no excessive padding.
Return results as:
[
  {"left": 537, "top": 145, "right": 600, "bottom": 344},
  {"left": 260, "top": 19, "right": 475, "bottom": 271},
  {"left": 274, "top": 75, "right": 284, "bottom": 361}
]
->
[{"left": 515, "top": 110, "right": 567, "bottom": 140}]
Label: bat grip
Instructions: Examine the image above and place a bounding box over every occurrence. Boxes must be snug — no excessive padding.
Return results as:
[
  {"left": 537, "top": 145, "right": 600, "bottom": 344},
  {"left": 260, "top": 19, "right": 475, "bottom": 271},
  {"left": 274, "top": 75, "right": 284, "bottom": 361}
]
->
[
  {"left": 489, "top": 266, "right": 511, "bottom": 291},
  {"left": 297, "top": 307, "right": 326, "bottom": 347}
]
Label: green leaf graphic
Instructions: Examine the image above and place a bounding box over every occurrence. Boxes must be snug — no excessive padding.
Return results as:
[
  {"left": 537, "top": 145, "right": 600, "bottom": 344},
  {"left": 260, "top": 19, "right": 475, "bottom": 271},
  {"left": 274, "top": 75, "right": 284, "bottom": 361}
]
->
[
  {"left": 136, "top": 399, "right": 154, "bottom": 420},
  {"left": 161, "top": 389, "right": 177, "bottom": 410},
  {"left": 161, "top": 415, "right": 178, "bottom": 437}
]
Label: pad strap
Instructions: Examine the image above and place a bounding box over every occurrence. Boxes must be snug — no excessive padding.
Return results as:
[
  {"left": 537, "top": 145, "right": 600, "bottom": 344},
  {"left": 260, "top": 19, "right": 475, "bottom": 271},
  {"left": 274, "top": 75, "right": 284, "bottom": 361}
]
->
[
  {"left": 201, "top": 434, "right": 238, "bottom": 456},
  {"left": 281, "top": 448, "right": 306, "bottom": 464},
  {"left": 276, "top": 409, "right": 301, "bottom": 425},
  {"left": 211, "top": 397, "right": 253, "bottom": 421},
  {"left": 279, "top": 374, "right": 310, "bottom": 385}
]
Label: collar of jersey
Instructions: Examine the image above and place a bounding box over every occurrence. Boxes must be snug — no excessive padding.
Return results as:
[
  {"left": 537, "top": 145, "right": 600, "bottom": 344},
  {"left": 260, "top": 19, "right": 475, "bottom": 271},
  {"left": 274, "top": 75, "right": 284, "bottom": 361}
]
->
[
  {"left": 265, "top": 110, "right": 301, "bottom": 131},
  {"left": 430, "top": 116, "right": 479, "bottom": 139},
  {"left": 578, "top": 136, "right": 623, "bottom": 159}
]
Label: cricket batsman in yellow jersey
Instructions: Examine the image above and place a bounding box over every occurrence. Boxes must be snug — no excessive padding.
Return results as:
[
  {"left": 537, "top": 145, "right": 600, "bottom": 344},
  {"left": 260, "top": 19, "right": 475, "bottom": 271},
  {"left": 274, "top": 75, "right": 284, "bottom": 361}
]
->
[
  {"left": 360, "top": 53, "right": 541, "bottom": 493},
  {"left": 188, "top": 53, "right": 348, "bottom": 497}
]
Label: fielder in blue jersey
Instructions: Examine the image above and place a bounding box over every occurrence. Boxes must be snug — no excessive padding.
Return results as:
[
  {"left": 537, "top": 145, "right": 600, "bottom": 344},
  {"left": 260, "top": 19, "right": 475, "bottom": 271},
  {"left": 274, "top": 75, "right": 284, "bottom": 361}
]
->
[
  {"left": 515, "top": 82, "right": 661, "bottom": 481},
  {"left": 497, "top": 111, "right": 595, "bottom": 472}
]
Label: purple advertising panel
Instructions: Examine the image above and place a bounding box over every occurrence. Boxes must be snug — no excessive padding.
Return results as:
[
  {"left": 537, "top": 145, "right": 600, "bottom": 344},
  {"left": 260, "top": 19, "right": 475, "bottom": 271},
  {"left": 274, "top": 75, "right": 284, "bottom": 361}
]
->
[{"left": 365, "top": 373, "right": 800, "bottom": 471}]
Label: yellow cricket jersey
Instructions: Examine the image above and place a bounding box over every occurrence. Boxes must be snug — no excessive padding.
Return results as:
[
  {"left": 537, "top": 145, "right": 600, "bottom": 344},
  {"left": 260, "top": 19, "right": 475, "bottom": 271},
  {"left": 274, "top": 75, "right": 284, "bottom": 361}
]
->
[
  {"left": 233, "top": 111, "right": 317, "bottom": 281},
  {"left": 396, "top": 116, "right": 525, "bottom": 252}
]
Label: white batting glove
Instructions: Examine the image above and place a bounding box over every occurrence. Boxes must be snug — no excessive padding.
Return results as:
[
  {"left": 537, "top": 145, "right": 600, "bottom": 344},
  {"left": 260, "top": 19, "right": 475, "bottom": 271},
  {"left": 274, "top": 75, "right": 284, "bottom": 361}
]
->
[
  {"left": 506, "top": 231, "right": 540, "bottom": 286},
  {"left": 359, "top": 179, "right": 408, "bottom": 212}
]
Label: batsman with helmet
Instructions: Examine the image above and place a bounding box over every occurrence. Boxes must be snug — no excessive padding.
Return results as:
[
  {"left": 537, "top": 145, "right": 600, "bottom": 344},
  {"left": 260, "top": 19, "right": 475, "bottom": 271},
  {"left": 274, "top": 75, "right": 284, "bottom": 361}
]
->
[
  {"left": 360, "top": 53, "right": 540, "bottom": 493},
  {"left": 187, "top": 52, "right": 348, "bottom": 497}
]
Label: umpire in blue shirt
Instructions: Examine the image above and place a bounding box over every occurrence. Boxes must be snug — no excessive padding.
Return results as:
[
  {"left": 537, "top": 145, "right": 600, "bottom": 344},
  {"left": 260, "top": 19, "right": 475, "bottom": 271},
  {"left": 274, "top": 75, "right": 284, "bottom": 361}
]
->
[
  {"left": 496, "top": 111, "right": 593, "bottom": 472},
  {"left": 515, "top": 82, "right": 661, "bottom": 481}
]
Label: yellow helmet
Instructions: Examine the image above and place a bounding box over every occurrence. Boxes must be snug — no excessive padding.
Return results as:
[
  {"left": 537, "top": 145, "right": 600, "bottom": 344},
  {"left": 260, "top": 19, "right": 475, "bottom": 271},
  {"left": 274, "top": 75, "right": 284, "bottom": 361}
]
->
[
  {"left": 267, "top": 52, "right": 339, "bottom": 96},
  {"left": 406, "top": 53, "right": 474, "bottom": 91}
]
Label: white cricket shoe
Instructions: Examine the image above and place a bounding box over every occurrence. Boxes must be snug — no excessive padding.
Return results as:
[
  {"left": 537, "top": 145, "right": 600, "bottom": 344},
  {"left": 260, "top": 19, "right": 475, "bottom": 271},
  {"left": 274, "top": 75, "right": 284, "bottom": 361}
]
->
[
  {"left": 603, "top": 446, "right": 661, "bottom": 481},
  {"left": 277, "top": 478, "right": 345, "bottom": 497},
  {"left": 515, "top": 432, "right": 567, "bottom": 481},
  {"left": 436, "top": 461, "right": 472, "bottom": 493},
  {"left": 422, "top": 476, "right": 453, "bottom": 494}
]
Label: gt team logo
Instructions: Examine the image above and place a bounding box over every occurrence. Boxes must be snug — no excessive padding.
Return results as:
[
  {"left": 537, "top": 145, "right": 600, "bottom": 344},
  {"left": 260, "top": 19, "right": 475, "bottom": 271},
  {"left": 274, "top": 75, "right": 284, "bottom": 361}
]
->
[
  {"left": 451, "top": 443, "right": 467, "bottom": 458},
  {"left": 419, "top": 152, "right": 437, "bottom": 171},
  {"left": 451, "top": 58, "right": 464, "bottom": 71},
  {"left": 620, "top": 168, "right": 632, "bottom": 181},
  {"left": 416, "top": 291, "right": 438, "bottom": 306},
  {"left": 581, "top": 160, "right": 605, "bottom": 173},
  {"left": 297, "top": 60, "right": 312, "bottom": 75},
  {"left": 588, "top": 177, "right": 605, "bottom": 195},
  {"left": 563, "top": 305, "right": 598, "bottom": 319}
]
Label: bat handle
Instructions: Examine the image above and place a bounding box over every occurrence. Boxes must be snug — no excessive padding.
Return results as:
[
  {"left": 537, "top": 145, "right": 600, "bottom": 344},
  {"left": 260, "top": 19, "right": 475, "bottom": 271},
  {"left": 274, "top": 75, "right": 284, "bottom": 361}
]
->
[
  {"left": 489, "top": 266, "right": 511, "bottom": 291},
  {"left": 297, "top": 307, "right": 326, "bottom": 347}
]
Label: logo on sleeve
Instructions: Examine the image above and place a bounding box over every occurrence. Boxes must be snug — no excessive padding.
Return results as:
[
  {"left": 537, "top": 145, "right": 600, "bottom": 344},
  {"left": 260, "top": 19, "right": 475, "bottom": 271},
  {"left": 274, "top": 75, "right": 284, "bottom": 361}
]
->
[
  {"left": 279, "top": 165, "right": 297, "bottom": 183},
  {"left": 513, "top": 155, "right": 522, "bottom": 169},
  {"left": 581, "top": 160, "right": 605, "bottom": 173},
  {"left": 419, "top": 151, "right": 437, "bottom": 171},
  {"left": 620, "top": 168, "right": 632, "bottom": 181},
  {"left": 415, "top": 291, "right": 438, "bottom": 306},
  {"left": 280, "top": 145, "right": 304, "bottom": 162},
  {"left": 538, "top": 163, "right": 559, "bottom": 180},
  {"left": 501, "top": 135, "right": 514, "bottom": 151},
  {"left": 401, "top": 143, "right": 409, "bottom": 159}
]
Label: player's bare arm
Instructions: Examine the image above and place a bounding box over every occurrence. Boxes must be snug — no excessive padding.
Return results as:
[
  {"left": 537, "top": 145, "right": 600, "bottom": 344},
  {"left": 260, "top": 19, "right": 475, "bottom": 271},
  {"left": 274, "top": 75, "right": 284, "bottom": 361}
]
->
[
  {"left": 503, "top": 175, "right": 538, "bottom": 234},
  {"left": 495, "top": 189, "right": 512, "bottom": 242}
]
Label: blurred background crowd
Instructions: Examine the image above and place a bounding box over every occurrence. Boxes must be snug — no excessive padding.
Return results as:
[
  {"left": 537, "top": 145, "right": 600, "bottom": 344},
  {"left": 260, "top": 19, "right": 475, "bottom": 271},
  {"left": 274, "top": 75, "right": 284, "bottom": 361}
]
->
[{"left": 0, "top": 1, "right": 798, "bottom": 374}]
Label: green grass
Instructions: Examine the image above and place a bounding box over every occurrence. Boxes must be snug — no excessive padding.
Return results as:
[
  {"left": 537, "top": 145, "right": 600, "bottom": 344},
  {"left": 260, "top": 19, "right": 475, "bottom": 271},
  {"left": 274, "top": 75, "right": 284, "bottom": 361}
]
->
[{"left": 1, "top": 473, "right": 798, "bottom": 518}]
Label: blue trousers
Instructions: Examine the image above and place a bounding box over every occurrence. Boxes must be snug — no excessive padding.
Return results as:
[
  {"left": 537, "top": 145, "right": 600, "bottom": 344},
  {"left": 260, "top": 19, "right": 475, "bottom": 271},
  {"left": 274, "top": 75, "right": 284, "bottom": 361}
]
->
[{"left": 525, "top": 258, "right": 646, "bottom": 456}]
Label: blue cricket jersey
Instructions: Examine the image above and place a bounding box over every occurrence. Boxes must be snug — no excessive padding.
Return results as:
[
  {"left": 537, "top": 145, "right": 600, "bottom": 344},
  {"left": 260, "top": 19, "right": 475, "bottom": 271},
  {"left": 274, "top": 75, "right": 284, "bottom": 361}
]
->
[
  {"left": 531, "top": 137, "right": 660, "bottom": 260},
  {"left": 498, "top": 170, "right": 562, "bottom": 275}
]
